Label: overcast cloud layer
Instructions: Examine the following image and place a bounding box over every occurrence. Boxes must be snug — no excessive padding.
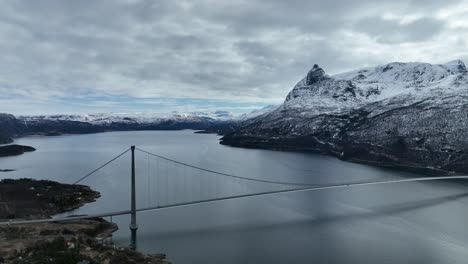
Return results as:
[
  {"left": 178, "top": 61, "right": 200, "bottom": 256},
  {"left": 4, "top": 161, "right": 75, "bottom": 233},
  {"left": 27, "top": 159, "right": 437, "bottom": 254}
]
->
[{"left": 0, "top": 0, "right": 467, "bottom": 114}]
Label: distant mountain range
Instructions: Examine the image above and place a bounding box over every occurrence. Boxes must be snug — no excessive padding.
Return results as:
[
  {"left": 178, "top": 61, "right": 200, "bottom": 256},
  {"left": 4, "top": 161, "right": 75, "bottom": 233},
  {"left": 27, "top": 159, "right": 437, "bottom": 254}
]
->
[
  {"left": 0, "top": 108, "right": 277, "bottom": 144},
  {"left": 221, "top": 60, "right": 468, "bottom": 174},
  {"left": 20, "top": 111, "right": 235, "bottom": 125},
  {"left": 2, "top": 60, "right": 467, "bottom": 174}
]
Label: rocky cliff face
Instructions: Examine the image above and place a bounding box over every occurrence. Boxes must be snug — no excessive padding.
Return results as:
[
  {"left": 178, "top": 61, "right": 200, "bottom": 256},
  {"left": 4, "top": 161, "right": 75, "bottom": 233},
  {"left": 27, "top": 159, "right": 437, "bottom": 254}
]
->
[
  {"left": 221, "top": 60, "right": 468, "bottom": 174},
  {"left": 0, "top": 114, "right": 26, "bottom": 144}
]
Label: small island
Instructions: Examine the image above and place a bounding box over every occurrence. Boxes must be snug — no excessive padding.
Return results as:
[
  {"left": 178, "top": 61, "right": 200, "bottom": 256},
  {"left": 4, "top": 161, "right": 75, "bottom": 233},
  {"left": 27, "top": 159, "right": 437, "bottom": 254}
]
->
[
  {"left": 0, "top": 178, "right": 169, "bottom": 264},
  {"left": 0, "top": 144, "right": 36, "bottom": 157}
]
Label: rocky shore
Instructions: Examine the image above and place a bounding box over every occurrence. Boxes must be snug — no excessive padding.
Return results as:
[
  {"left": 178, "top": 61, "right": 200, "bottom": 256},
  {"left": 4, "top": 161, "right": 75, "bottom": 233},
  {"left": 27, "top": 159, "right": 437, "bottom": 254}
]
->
[
  {"left": 0, "top": 178, "right": 170, "bottom": 264},
  {"left": 0, "top": 179, "right": 99, "bottom": 220}
]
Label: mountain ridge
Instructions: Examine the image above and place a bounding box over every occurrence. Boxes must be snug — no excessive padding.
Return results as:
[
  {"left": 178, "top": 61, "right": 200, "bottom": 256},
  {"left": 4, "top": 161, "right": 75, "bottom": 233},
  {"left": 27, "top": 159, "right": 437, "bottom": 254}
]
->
[
  {"left": 0, "top": 109, "right": 274, "bottom": 143},
  {"left": 221, "top": 60, "right": 468, "bottom": 174}
]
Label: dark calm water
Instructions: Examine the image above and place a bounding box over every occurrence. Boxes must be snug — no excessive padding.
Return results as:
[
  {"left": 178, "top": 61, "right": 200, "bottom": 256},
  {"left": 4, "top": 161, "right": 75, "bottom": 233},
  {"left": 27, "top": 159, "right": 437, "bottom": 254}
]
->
[{"left": 2, "top": 131, "right": 468, "bottom": 264}]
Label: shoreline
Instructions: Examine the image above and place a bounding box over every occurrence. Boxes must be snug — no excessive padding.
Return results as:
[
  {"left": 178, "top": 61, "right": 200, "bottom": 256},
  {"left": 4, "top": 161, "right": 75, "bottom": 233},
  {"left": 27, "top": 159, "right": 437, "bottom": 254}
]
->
[
  {"left": 0, "top": 178, "right": 100, "bottom": 220},
  {"left": 0, "top": 178, "right": 170, "bottom": 263},
  {"left": 219, "top": 140, "right": 456, "bottom": 177},
  {"left": 5, "top": 128, "right": 458, "bottom": 177}
]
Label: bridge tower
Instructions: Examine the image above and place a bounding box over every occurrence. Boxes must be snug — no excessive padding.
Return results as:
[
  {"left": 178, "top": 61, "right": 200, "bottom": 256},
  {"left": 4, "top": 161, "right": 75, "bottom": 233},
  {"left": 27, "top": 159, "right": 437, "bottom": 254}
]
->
[{"left": 130, "top": 146, "right": 138, "bottom": 247}]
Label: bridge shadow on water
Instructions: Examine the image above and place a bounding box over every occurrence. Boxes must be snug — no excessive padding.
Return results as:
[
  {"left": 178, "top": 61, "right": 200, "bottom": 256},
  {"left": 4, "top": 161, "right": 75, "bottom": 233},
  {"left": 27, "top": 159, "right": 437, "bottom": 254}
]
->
[
  {"left": 147, "top": 191, "right": 468, "bottom": 238},
  {"left": 131, "top": 191, "right": 468, "bottom": 264}
]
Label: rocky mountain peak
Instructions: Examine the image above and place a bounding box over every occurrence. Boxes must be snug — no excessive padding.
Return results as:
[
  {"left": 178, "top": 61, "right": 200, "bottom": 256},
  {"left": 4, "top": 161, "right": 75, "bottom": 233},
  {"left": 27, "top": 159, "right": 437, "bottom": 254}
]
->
[
  {"left": 445, "top": 60, "right": 466, "bottom": 73},
  {"left": 222, "top": 59, "right": 468, "bottom": 174},
  {"left": 306, "top": 64, "right": 327, "bottom": 85}
]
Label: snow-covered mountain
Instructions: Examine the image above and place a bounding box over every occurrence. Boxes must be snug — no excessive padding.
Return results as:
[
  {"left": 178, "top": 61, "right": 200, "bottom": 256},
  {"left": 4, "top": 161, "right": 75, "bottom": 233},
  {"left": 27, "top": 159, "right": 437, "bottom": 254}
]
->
[
  {"left": 283, "top": 60, "right": 467, "bottom": 112},
  {"left": 20, "top": 111, "right": 234, "bottom": 125},
  {"left": 12, "top": 107, "right": 277, "bottom": 137},
  {"left": 17, "top": 111, "right": 238, "bottom": 136},
  {"left": 0, "top": 107, "right": 276, "bottom": 142},
  {"left": 221, "top": 60, "right": 468, "bottom": 174}
]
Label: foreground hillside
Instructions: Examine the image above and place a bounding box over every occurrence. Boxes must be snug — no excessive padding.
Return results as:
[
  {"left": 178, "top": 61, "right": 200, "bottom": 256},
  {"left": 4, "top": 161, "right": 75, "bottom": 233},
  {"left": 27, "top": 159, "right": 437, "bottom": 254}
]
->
[
  {"left": 221, "top": 60, "right": 468, "bottom": 174},
  {"left": 0, "top": 179, "right": 169, "bottom": 263}
]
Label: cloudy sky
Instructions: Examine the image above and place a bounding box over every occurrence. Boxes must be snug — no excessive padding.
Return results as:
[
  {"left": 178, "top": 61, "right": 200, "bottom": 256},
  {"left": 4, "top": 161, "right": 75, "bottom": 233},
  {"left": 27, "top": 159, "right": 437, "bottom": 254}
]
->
[{"left": 0, "top": 0, "right": 467, "bottom": 115}]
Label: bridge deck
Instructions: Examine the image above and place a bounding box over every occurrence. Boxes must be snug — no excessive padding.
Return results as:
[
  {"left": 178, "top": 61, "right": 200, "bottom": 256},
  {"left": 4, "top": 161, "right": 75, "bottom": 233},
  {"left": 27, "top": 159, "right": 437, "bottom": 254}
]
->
[{"left": 2, "top": 175, "right": 467, "bottom": 226}]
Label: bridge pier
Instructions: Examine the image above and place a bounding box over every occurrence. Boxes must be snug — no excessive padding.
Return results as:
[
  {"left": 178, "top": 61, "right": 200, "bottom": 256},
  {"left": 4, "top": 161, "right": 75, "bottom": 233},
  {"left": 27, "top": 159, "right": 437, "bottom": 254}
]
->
[{"left": 130, "top": 146, "right": 138, "bottom": 247}]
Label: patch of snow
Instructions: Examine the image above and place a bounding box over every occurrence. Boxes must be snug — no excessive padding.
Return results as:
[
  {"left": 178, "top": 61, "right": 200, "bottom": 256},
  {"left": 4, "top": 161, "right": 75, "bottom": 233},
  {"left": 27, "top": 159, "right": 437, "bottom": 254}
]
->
[{"left": 236, "top": 105, "right": 280, "bottom": 121}]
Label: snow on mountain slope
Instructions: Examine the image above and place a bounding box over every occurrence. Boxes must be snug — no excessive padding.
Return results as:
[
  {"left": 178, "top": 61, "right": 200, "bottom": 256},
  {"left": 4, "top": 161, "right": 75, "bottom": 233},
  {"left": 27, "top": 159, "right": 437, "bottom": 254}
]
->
[
  {"left": 333, "top": 60, "right": 467, "bottom": 101},
  {"left": 281, "top": 61, "right": 468, "bottom": 114},
  {"left": 221, "top": 60, "right": 468, "bottom": 173},
  {"left": 236, "top": 105, "right": 280, "bottom": 121},
  {"left": 20, "top": 111, "right": 235, "bottom": 125},
  {"left": 15, "top": 108, "right": 278, "bottom": 137},
  {"left": 20, "top": 106, "right": 281, "bottom": 126}
]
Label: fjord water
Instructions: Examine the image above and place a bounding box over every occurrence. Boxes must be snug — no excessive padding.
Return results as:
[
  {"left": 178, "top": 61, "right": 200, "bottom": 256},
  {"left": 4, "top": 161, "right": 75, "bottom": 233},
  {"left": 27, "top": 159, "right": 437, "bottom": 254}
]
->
[{"left": 2, "top": 131, "right": 468, "bottom": 264}]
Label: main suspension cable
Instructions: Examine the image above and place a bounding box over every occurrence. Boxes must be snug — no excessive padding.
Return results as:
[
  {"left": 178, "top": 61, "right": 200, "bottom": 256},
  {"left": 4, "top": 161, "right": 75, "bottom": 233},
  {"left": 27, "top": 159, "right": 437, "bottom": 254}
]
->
[
  {"left": 72, "top": 148, "right": 131, "bottom": 185},
  {"left": 136, "top": 147, "right": 317, "bottom": 186}
]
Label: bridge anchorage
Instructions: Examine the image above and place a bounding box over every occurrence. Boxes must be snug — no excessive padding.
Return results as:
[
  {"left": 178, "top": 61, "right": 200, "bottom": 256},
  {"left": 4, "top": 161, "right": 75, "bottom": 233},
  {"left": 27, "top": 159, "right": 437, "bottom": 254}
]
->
[{"left": 2, "top": 145, "right": 468, "bottom": 249}]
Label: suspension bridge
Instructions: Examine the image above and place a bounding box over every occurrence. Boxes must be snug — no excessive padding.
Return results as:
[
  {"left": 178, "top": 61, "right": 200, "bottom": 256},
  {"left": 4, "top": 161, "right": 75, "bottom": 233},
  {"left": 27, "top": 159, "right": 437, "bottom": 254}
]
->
[{"left": 1, "top": 146, "right": 468, "bottom": 237}]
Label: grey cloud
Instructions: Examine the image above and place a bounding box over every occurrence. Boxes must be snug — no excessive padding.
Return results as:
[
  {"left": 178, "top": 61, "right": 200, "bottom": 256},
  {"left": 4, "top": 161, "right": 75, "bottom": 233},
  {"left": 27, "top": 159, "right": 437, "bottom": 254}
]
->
[
  {"left": 234, "top": 41, "right": 284, "bottom": 62},
  {"left": 138, "top": 34, "right": 208, "bottom": 52},
  {"left": 192, "top": 0, "right": 351, "bottom": 36},
  {"left": 191, "top": 0, "right": 459, "bottom": 36},
  {"left": 408, "top": 0, "right": 461, "bottom": 11},
  {"left": 354, "top": 17, "right": 445, "bottom": 44},
  {"left": 0, "top": 0, "right": 465, "bottom": 114}
]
